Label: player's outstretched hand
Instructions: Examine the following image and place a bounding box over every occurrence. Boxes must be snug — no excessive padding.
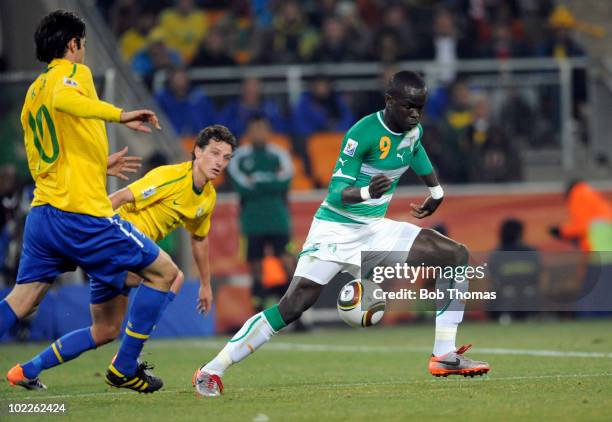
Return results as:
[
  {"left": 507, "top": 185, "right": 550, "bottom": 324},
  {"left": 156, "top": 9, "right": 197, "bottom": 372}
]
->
[
  {"left": 197, "top": 284, "right": 214, "bottom": 316},
  {"left": 120, "top": 109, "right": 162, "bottom": 133},
  {"left": 107, "top": 147, "right": 142, "bottom": 181},
  {"left": 410, "top": 196, "right": 443, "bottom": 219},
  {"left": 369, "top": 174, "right": 393, "bottom": 199}
]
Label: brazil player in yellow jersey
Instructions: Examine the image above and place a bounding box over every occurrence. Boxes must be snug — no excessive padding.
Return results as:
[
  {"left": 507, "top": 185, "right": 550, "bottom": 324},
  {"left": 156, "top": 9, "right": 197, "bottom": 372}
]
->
[
  {"left": 113, "top": 125, "right": 235, "bottom": 314},
  {"left": 1, "top": 11, "right": 181, "bottom": 394},
  {"left": 8, "top": 125, "right": 236, "bottom": 390}
]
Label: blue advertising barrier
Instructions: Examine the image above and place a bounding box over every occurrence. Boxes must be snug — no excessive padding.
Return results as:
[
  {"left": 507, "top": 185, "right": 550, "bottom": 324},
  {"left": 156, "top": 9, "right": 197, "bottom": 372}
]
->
[{"left": 0, "top": 280, "right": 215, "bottom": 343}]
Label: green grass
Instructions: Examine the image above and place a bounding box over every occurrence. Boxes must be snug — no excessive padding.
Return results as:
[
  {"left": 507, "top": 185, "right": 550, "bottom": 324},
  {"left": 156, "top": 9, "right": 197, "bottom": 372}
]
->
[{"left": 2, "top": 320, "right": 612, "bottom": 421}]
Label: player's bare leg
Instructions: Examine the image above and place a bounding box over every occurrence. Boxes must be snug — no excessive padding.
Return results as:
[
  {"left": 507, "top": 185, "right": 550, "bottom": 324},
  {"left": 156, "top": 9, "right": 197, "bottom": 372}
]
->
[
  {"left": 3, "top": 282, "right": 51, "bottom": 320},
  {"left": 9, "top": 268, "right": 186, "bottom": 391},
  {"left": 4, "top": 282, "right": 52, "bottom": 389},
  {"left": 91, "top": 296, "right": 129, "bottom": 345},
  {"left": 408, "top": 228, "right": 490, "bottom": 377},
  {"left": 93, "top": 269, "right": 184, "bottom": 347},
  {"left": 194, "top": 276, "right": 323, "bottom": 396}
]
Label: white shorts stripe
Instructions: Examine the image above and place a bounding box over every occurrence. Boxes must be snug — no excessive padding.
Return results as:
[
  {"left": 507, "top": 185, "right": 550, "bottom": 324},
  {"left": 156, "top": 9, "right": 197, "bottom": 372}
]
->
[{"left": 108, "top": 217, "right": 144, "bottom": 248}]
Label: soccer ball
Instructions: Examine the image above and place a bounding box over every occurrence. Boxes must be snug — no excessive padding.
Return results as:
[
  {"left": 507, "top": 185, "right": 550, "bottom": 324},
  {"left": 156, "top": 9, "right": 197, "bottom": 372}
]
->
[{"left": 337, "top": 279, "right": 386, "bottom": 328}]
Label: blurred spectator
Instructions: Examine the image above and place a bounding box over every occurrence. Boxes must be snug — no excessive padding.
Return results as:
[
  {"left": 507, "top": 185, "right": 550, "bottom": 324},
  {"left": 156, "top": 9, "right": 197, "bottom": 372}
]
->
[
  {"left": 191, "top": 26, "right": 237, "bottom": 67},
  {"left": 538, "top": 6, "right": 588, "bottom": 128},
  {"left": 227, "top": 115, "right": 294, "bottom": 312},
  {"left": 132, "top": 27, "right": 182, "bottom": 86},
  {"left": 292, "top": 75, "right": 354, "bottom": 139},
  {"left": 336, "top": 0, "right": 372, "bottom": 60},
  {"left": 549, "top": 180, "right": 612, "bottom": 316},
  {"left": 479, "top": 21, "right": 534, "bottom": 58},
  {"left": 154, "top": 68, "right": 216, "bottom": 136},
  {"left": 0, "top": 17, "right": 6, "bottom": 71},
  {"left": 219, "top": 6, "right": 263, "bottom": 65},
  {"left": 375, "top": 3, "right": 420, "bottom": 60},
  {"left": 251, "top": 0, "right": 274, "bottom": 29},
  {"left": 421, "top": 8, "right": 474, "bottom": 83},
  {"left": 497, "top": 88, "right": 537, "bottom": 146},
  {"left": 259, "top": 0, "right": 318, "bottom": 63},
  {"left": 538, "top": 6, "right": 585, "bottom": 58},
  {"left": 307, "top": 0, "right": 340, "bottom": 28},
  {"left": 119, "top": 10, "right": 156, "bottom": 63},
  {"left": 549, "top": 181, "right": 612, "bottom": 252},
  {"left": 219, "top": 77, "right": 288, "bottom": 138},
  {"left": 368, "top": 29, "right": 403, "bottom": 64},
  {"left": 159, "top": 0, "right": 208, "bottom": 63},
  {"left": 352, "top": 64, "right": 396, "bottom": 118},
  {"left": 312, "top": 16, "right": 357, "bottom": 62},
  {"left": 0, "top": 164, "right": 28, "bottom": 287},
  {"left": 108, "top": 0, "right": 140, "bottom": 35},
  {"left": 463, "top": 95, "right": 522, "bottom": 183},
  {"left": 436, "top": 79, "right": 474, "bottom": 182},
  {"left": 488, "top": 218, "right": 541, "bottom": 322}
]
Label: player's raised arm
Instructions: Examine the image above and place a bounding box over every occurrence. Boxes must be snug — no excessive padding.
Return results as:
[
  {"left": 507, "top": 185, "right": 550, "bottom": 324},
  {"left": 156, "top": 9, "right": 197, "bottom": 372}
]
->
[
  {"left": 53, "top": 64, "right": 161, "bottom": 132},
  {"left": 53, "top": 81, "right": 123, "bottom": 122},
  {"left": 119, "top": 109, "right": 162, "bottom": 133}
]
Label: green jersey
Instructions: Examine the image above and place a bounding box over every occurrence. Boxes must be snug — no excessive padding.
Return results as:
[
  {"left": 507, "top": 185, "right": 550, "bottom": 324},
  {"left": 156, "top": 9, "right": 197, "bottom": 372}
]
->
[
  {"left": 315, "top": 111, "right": 433, "bottom": 225},
  {"left": 228, "top": 143, "right": 293, "bottom": 236}
]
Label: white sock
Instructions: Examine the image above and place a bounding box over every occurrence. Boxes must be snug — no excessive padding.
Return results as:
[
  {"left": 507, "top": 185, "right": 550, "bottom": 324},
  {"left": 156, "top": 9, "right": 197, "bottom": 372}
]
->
[
  {"left": 204, "top": 312, "right": 277, "bottom": 376},
  {"left": 433, "top": 278, "right": 467, "bottom": 357},
  {"left": 433, "top": 323, "right": 458, "bottom": 357}
]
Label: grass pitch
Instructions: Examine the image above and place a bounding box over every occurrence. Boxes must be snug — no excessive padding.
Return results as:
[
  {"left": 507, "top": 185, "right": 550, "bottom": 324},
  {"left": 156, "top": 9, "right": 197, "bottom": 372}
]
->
[{"left": 2, "top": 320, "right": 612, "bottom": 421}]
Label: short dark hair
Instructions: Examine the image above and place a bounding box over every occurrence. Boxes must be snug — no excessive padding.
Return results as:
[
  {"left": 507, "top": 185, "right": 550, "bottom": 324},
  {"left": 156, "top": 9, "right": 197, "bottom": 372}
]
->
[
  {"left": 192, "top": 124, "right": 237, "bottom": 159},
  {"left": 386, "top": 70, "right": 426, "bottom": 97},
  {"left": 35, "top": 10, "right": 86, "bottom": 63}
]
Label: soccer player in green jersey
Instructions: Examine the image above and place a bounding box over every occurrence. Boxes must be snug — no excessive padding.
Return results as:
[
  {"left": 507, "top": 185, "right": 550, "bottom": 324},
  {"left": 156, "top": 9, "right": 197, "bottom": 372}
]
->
[{"left": 194, "top": 71, "right": 490, "bottom": 396}]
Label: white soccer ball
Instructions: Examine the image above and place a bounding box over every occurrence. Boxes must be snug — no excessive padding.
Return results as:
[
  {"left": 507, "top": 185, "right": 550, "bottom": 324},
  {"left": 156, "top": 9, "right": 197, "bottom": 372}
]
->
[{"left": 337, "top": 279, "right": 386, "bottom": 328}]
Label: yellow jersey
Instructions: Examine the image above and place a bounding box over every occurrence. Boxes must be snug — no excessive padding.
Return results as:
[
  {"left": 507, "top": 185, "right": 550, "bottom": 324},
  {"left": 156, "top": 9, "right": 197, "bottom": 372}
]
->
[
  {"left": 119, "top": 29, "right": 147, "bottom": 63},
  {"left": 21, "top": 58, "right": 122, "bottom": 217},
  {"left": 118, "top": 161, "right": 216, "bottom": 241},
  {"left": 159, "top": 9, "right": 208, "bottom": 62}
]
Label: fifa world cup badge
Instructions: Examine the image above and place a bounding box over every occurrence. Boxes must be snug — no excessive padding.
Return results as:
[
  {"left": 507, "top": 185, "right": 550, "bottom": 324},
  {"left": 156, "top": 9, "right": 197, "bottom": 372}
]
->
[{"left": 343, "top": 139, "right": 358, "bottom": 157}]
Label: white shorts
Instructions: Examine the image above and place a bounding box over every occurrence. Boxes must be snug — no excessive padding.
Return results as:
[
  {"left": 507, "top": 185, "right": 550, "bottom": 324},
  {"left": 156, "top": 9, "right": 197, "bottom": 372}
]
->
[{"left": 294, "top": 218, "right": 422, "bottom": 285}]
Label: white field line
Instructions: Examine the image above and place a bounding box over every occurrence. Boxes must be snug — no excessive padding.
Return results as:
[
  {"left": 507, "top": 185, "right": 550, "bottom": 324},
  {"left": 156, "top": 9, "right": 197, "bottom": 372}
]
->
[
  {"left": 146, "top": 341, "right": 612, "bottom": 359},
  {"left": 10, "top": 372, "right": 612, "bottom": 401}
]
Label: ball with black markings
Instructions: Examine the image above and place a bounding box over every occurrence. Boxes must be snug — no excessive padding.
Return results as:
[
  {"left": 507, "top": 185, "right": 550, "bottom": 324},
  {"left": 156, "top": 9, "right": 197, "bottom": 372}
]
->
[{"left": 337, "top": 279, "right": 386, "bottom": 328}]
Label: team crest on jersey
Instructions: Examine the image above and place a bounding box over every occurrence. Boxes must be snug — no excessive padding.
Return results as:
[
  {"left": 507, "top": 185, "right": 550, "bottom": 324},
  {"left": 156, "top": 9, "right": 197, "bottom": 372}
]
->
[
  {"left": 343, "top": 139, "right": 358, "bottom": 157},
  {"left": 63, "top": 77, "right": 79, "bottom": 88},
  {"left": 142, "top": 186, "right": 156, "bottom": 198}
]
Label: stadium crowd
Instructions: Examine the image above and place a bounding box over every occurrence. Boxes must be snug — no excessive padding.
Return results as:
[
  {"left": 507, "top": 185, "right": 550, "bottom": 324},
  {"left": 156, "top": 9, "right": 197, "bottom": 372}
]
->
[
  {"left": 94, "top": 0, "right": 587, "bottom": 187},
  {"left": 100, "top": 0, "right": 579, "bottom": 69}
]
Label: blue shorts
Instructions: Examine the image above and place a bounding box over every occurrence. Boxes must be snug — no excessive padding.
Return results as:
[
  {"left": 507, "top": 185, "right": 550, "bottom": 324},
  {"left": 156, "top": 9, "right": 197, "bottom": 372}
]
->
[{"left": 17, "top": 205, "right": 160, "bottom": 304}]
